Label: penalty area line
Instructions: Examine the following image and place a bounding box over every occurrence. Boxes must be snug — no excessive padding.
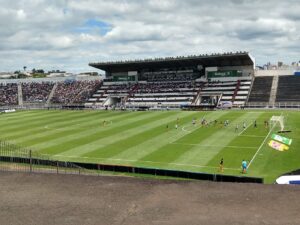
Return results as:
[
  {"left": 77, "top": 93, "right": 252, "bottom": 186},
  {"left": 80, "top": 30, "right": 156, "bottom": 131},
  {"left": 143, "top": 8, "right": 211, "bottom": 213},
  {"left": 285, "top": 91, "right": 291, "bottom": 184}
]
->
[
  {"left": 238, "top": 121, "right": 253, "bottom": 136},
  {"left": 247, "top": 117, "right": 278, "bottom": 169}
]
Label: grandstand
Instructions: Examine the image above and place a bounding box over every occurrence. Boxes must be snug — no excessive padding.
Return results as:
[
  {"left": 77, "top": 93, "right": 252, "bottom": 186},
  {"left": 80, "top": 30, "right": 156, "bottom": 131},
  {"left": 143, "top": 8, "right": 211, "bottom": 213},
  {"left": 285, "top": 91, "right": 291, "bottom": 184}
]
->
[
  {"left": 248, "top": 76, "right": 273, "bottom": 103},
  {"left": 88, "top": 52, "right": 255, "bottom": 109},
  {"left": 276, "top": 76, "right": 300, "bottom": 103},
  {"left": 0, "top": 77, "right": 101, "bottom": 108},
  {"left": 246, "top": 74, "right": 300, "bottom": 108}
]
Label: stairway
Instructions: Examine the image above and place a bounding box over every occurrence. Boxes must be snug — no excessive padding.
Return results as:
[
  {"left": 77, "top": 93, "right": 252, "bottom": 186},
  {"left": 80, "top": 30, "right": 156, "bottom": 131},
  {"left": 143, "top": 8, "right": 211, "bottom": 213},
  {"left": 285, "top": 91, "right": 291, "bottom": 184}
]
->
[
  {"left": 192, "top": 87, "right": 202, "bottom": 105},
  {"left": 269, "top": 76, "right": 278, "bottom": 107},
  {"left": 46, "top": 83, "right": 58, "bottom": 106},
  {"left": 231, "top": 80, "right": 240, "bottom": 103},
  {"left": 17, "top": 83, "right": 23, "bottom": 106}
]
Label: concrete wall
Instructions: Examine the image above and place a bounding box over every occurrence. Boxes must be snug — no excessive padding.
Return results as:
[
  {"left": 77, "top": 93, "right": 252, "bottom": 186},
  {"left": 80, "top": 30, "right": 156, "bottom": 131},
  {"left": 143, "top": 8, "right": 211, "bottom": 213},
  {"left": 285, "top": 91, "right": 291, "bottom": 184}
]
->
[{"left": 255, "top": 70, "right": 294, "bottom": 77}]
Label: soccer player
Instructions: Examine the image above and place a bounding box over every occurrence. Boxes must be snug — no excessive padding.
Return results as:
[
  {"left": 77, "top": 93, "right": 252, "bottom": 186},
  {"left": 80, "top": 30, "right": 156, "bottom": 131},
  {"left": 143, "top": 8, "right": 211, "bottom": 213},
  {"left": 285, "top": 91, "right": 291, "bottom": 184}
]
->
[
  {"left": 241, "top": 160, "right": 247, "bottom": 174},
  {"left": 219, "top": 158, "right": 224, "bottom": 172},
  {"left": 254, "top": 120, "right": 257, "bottom": 128},
  {"left": 219, "top": 120, "right": 223, "bottom": 128},
  {"left": 264, "top": 120, "right": 269, "bottom": 129},
  {"left": 192, "top": 118, "right": 196, "bottom": 126},
  {"left": 235, "top": 124, "right": 239, "bottom": 133},
  {"left": 175, "top": 124, "right": 178, "bottom": 129},
  {"left": 243, "top": 122, "right": 246, "bottom": 129}
]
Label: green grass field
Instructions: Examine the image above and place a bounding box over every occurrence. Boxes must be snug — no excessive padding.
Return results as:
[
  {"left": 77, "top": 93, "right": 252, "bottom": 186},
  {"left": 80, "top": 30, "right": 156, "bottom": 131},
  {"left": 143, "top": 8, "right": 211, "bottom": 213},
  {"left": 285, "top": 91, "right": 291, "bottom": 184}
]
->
[{"left": 0, "top": 109, "right": 299, "bottom": 183}]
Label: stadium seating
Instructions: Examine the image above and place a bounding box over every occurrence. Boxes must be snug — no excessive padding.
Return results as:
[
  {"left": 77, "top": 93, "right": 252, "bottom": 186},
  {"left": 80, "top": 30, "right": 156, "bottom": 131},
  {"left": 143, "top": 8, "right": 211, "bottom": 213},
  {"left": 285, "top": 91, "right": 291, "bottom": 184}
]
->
[
  {"left": 248, "top": 76, "right": 273, "bottom": 103},
  {"left": 87, "top": 78, "right": 252, "bottom": 108},
  {"left": 86, "top": 83, "right": 130, "bottom": 107},
  {"left": 276, "top": 76, "right": 300, "bottom": 102},
  {"left": 201, "top": 79, "right": 251, "bottom": 106},
  {"left": 0, "top": 83, "right": 18, "bottom": 106},
  {"left": 22, "top": 82, "right": 54, "bottom": 103},
  {"left": 51, "top": 80, "right": 101, "bottom": 105},
  {"left": 127, "top": 81, "right": 202, "bottom": 107},
  {"left": 0, "top": 77, "right": 255, "bottom": 108}
]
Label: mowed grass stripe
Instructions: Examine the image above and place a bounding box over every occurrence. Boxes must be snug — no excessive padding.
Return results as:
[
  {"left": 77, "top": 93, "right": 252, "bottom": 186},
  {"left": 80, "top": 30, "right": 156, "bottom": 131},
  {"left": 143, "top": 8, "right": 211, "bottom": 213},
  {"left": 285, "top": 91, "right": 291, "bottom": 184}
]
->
[
  {"left": 0, "top": 110, "right": 89, "bottom": 134},
  {"left": 140, "top": 111, "right": 256, "bottom": 165},
  {"left": 39, "top": 111, "right": 178, "bottom": 155},
  {"left": 0, "top": 111, "right": 67, "bottom": 132},
  {"left": 106, "top": 111, "right": 228, "bottom": 163},
  {"left": 83, "top": 111, "right": 201, "bottom": 160},
  {"left": 30, "top": 111, "right": 159, "bottom": 151},
  {"left": 1, "top": 109, "right": 119, "bottom": 133},
  {"left": 137, "top": 111, "right": 230, "bottom": 163},
  {"left": 0, "top": 110, "right": 43, "bottom": 121},
  {"left": 105, "top": 112, "right": 210, "bottom": 162},
  {"left": 11, "top": 111, "right": 132, "bottom": 144},
  {"left": 173, "top": 112, "right": 263, "bottom": 165},
  {"left": 1, "top": 110, "right": 112, "bottom": 141},
  {"left": 53, "top": 112, "right": 182, "bottom": 156}
]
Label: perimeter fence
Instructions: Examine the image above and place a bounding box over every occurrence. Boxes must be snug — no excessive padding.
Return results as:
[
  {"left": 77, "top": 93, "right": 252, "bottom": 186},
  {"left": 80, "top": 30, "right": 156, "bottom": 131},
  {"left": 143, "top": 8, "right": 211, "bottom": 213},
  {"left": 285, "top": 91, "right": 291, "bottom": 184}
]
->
[
  {"left": 0, "top": 140, "right": 264, "bottom": 183},
  {"left": 0, "top": 140, "right": 89, "bottom": 175}
]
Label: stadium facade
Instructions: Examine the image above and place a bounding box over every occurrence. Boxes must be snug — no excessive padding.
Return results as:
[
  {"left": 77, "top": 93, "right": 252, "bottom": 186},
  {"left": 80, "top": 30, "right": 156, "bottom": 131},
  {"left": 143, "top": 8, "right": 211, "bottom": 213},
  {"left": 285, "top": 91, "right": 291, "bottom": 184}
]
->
[
  {"left": 87, "top": 52, "right": 255, "bottom": 109},
  {"left": 89, "top": 52, "right": 255, "bottom": 82}
]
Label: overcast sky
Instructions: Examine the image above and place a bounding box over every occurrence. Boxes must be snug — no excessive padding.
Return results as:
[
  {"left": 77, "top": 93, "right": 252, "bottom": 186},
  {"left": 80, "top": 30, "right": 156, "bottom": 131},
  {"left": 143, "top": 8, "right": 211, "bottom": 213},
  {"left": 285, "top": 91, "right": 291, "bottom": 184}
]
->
[{"left": 0, "top": 0, "right": 299, "bottom": 73}]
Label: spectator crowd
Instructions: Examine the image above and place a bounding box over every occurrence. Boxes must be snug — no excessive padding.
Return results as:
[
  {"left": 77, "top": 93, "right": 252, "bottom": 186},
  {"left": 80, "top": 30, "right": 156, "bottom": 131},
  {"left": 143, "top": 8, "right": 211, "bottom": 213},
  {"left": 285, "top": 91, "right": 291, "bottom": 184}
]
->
[
  {"left": 22, "top": 82, "right": 54, "bottom": 103},
  {"left": 51, "top": 80, "right": 101, "bottom": 104},
  {"left": 0, "top": 83, "right": 18, "bottom": 106}
]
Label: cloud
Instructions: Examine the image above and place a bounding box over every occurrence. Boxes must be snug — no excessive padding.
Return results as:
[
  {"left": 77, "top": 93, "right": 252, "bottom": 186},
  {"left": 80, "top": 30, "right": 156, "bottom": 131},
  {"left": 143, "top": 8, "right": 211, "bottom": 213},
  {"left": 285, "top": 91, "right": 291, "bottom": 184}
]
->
[{"left": 0, "top": 0, "right": 299, "bottom": 73}]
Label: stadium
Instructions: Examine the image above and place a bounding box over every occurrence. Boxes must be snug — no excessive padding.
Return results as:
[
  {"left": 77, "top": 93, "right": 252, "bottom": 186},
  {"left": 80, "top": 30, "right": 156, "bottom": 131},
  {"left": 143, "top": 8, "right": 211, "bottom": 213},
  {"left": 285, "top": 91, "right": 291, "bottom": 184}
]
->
[
  {"left": 1, "top": 51, "right": 300, "bottom": 224},
  {"left": 0, "top": 51, "right": 299, "bottom": 182}
]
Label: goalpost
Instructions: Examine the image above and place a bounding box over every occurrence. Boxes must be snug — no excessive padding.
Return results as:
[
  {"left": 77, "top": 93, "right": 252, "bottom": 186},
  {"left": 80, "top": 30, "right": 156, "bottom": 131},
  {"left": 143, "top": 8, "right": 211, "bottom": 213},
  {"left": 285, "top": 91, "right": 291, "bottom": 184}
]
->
[{"left": 270, "top": 115, "right": 285, "bottom": 132}]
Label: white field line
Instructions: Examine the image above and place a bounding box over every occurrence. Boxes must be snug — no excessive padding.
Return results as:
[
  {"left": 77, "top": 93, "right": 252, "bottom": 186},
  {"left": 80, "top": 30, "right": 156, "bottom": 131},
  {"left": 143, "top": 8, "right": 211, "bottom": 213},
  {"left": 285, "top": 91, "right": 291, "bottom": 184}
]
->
[
  {"left": 247, "top": 118, "right": 278, "bottom": 169},
  {"left": 238, "top": 121, "right": 253, "bottom": 136},
  {"left": 50, "top": 154, "right": 240, "bottom": 171},
  {"left": 181, "top": 126, "right": 190, "bottom": 132},
  {"left": 170, "top": 143, "right": 257, "bottom": 149}
]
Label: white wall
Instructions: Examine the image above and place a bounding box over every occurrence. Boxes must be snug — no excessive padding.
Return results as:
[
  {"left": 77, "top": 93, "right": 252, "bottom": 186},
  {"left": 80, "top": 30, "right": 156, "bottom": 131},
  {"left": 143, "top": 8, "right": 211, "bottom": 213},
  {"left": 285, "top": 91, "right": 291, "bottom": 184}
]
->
[{"left": 255, "top": 70, "right": 294, "bottom": 77}]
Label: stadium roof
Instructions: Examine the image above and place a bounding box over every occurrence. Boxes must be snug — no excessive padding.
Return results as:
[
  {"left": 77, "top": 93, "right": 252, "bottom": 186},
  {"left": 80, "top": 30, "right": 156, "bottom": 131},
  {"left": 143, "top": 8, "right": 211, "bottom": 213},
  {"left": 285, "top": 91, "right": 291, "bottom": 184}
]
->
[{"left": 89, "top": 52, "right": 254, "bottom": 72}]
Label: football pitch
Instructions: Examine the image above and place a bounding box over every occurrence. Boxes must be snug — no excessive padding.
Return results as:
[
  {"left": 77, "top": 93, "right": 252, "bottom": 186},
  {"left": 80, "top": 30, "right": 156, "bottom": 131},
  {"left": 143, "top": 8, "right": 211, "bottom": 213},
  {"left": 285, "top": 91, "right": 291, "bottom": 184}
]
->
[{"left": 0, "top": 109, "right": 299, "bottom": 183}]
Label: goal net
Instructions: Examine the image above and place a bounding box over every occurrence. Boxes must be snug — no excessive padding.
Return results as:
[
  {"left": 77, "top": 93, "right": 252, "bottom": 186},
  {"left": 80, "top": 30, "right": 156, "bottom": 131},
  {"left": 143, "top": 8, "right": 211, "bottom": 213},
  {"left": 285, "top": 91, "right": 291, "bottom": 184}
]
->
[{"left": 270, "top": 116, "right": 285, "bottom": 131}]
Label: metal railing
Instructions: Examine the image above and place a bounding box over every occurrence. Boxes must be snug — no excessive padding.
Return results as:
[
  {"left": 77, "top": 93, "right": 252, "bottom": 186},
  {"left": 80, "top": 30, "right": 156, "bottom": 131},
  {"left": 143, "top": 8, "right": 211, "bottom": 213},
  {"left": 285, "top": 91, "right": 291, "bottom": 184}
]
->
[{"left": 0, "top": 140, "right": 89, "bottom": 175}]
